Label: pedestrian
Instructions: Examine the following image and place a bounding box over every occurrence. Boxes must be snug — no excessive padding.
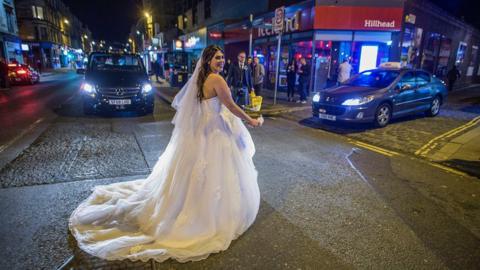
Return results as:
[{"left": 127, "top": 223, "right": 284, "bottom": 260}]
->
[
  {"left": 163, "top": 60, "right": 170, "bottom": 82},
  {"left": 0, "top": 57, "right": 10, "bottom": 89},
  {"left": 296, "top": 57, "right": 310, "bottom": 104},
  {"left": 251, "top": 56, "right": 265, "bottom": 96},
  {"left": 226, "top": 51, "right": 254, "bottom": 107},
  {"left": 247, "top": 56, "right": 253, "bottom": 68},
  {"left": 36, "top": 59, "right": 42, "bottom": 74},
  {"left": 222, "top": 58, "right": 231, "bottom": 78},
  {"left": 286, "top": 60, "right": 296, "bottom": 102},
  {"left": 337, "top": 58, "right": 352, "bottom": 85},
  {"left": 153, "top": 60, "right": 161, "bottom": 82},
  {"left": 447, "top": 65, "right": 461, "bottom": 92}
]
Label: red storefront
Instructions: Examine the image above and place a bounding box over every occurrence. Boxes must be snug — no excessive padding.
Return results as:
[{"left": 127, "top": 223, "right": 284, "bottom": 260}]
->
[{"left": 221, "top": 1, "right": 404, "bottom": 91}]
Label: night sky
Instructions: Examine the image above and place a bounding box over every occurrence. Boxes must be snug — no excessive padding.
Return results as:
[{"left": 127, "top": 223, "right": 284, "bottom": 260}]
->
[
  {"left": 62, "top": 0, "right": 141, "bottom": 43},
  {"left": 62, "top": 0, "right": 480, "bottom": 43}
]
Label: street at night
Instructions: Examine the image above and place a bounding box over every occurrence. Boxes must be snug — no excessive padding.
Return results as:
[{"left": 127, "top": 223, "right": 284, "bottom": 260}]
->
[{"left": 1, "top": 0, "right": 480, "bottom": 269}]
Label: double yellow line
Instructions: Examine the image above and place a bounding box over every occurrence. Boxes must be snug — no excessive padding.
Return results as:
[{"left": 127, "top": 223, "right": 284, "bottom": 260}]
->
[
  {"left": 348, "top": 139, "right": 399, "bottom": 157},
  {"left": 415, "top": 116, "right": 480, "bottom": 157},
  {"left": 349, "top": 139, "right": 469, "bottom": 177}
]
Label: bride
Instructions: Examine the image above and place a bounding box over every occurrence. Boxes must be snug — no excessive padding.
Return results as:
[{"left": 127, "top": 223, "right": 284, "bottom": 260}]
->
[{"left": 69, "top": 45, "right": 263, "bottom": 263}]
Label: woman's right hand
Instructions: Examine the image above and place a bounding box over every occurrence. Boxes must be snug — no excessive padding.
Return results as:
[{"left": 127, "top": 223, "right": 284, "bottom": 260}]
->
[{"left": 249, "top": 116, "right": 264, "bottom": 127}]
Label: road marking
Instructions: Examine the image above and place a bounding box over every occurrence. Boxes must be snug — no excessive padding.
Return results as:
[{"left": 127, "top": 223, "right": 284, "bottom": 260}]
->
[
  {"left": 0, "top": 117, "right": 45, "bottom": 154},
  {"left": 428, "top": 162, "right": 470, "bottom": 177},
  {"left": 415, "top": 116, "right": 480, "bottom": 156},
  {"left": 348, "top": 139, "right": 399, "bottom": 157}
]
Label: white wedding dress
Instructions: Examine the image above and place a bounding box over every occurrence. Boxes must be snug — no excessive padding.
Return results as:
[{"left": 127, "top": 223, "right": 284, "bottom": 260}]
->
[{"left": 69, "top": 59, "right": 260, "bottom": 263}]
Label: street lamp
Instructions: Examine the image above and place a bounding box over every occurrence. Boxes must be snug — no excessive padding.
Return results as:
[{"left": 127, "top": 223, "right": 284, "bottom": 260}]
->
[
  {"left": 83, "top": 34, "right": 88, "bottom": 39},
  {"left": 64, "top": 19, "right": 69, "bottom": 25}
]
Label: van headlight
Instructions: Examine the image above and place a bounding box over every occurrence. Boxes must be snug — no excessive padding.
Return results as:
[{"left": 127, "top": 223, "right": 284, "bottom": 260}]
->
[
  {"left": 342, "top": 95, "right": 375, "bottom": 106},
  {"left": 81, "top": 82, "right": 95, "bottom": 93},
  {"left": 142, "top": 83, "right": 153, "bottom": 93},
  {"left": 312, "top": 93, "right": 321, "bottom": 102}
]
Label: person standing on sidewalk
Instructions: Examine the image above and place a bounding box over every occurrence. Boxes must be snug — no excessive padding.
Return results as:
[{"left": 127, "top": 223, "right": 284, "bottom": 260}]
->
[
  {"left": 447, "top": 65, "right": 461, "bottom": 92},
  {"left": 164, "top": 60, "right": 171, "bottom": 82},
  {"left": 296, "top": 57, "right": 310, "bottom": 104},
  {"left": 286, "top": 60, "right": 296, "bottom": 102},
  {"left": 222, "top": 58, "right": 231, "bottom": 78},
  {"left": 0, "top": 57, "right": 10, "bottom": 89},
  {"left": 226, "top": 51, "right": 254, "bottom": 107},
  {"left": 153, "top": 59, "right": 161, "bottom": 82},
  {"left": 36, "top": 59, "right": 42, "bottom": 74},
  {"left": 337, "top": 59, "right": 352, "bottom": 85},
  {"left": 251, "top": 56, "right": 265, "bottom": 96}
]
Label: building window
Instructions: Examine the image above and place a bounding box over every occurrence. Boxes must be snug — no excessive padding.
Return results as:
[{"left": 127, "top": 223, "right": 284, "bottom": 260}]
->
[
  {"left": 204, "top": 0, "right": 211, "bottom": 19},
  {"left": 192, "top": 5, "right": 197, "bottom": 26},
  {"left": 4, "top": 6, "right": 15, "bottom": 33},
  {"left": 40, "top": 27, "right": 48, "bottom": 40},
  {"left": 32, "top": 6, "right": 44, "bottom": 20}
]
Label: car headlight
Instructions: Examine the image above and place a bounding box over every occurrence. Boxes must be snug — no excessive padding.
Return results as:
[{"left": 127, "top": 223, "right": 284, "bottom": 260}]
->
[
  {"left": 312, "top": 93, "right": 320, "bottom": 102},
  {"left": 342, "top": 95, "right": 375, "bottom": 106},
  {"left": 81, "top": 82, "right": 95, "bottom": 93},
  {"left": 142, "top": 83, "right": 153, "bottom": 93}
]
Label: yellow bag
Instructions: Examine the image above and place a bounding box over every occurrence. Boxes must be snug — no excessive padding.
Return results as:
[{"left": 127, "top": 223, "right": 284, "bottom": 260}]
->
[{"left": 249, "top": 95, "right": 263, "bottom": 112}]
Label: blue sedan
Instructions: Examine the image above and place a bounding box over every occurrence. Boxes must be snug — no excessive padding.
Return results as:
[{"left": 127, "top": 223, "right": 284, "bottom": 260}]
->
[{"left": 312, "top": 67, "right": 448, "bottom": 127}]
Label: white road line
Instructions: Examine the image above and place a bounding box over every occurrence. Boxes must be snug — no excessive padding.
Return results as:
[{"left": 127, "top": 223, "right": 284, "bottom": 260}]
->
[{"left": 0, "top": 117, "right": 45, "bottom": 154}]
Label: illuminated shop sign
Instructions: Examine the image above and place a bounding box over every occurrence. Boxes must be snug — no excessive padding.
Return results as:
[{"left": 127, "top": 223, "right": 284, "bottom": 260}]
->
[
  {"left": 364, "top": 20, "right": 396, "bottom": 28},
  {"left": 314, "top": 6, "right": 403, "bottom": 31},
  {"left": 185, "top": 36, "right": 200, "bottom": 48},
  {"left": 258, "top": 10, "right": 302, "bottom": 37},
  {"left": 181, "top": 27, "right": 207, "bottom": 50}
]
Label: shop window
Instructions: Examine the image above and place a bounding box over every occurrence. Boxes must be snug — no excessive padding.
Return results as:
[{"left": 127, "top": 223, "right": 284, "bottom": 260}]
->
[
  {"left": 401, "top": 26, "right": 423, "bottom": 68},
  {"left": 436, "top": 37, "right": 452, "bottom": 77},
  {"left": 455, "top": 42, "right": 467, "bottom": 66},
  {"left": 421, "top": 33, "right": 441, "bottom": 74},
  {"left": 32, "top": 6, "right": 44, "bottom": 20},
  {"left": 467, "top": 45, "right": 478, "bottom": 76}
]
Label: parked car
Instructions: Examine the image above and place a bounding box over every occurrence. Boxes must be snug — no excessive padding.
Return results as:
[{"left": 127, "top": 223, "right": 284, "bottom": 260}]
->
[
  {"left": 81, "top": 52, "right": 154, "bottom": 115},
  {"left": 8, "top": 64, "right": 40, "bottom": 85},
  {"left": 312, "top": 63, "right": 448, "bottom": 127}
]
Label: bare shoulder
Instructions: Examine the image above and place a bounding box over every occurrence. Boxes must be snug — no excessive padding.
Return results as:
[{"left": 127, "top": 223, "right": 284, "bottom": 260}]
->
[{"left": 206, "top": 73, "right": 225, "bottom": 83}]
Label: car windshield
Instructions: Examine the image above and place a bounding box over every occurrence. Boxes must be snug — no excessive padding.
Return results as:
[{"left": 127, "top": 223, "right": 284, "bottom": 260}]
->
[
  {"left": 345, "top": 70, "right": 400, "bottom": 88},
  {"left": 90, "top": 54, "right": 143, "bottom": 72}
]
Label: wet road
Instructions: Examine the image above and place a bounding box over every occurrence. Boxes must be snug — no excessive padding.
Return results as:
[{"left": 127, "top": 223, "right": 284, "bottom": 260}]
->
[{"left": 0, "top": 75, "right": 479, "bottom": 269}]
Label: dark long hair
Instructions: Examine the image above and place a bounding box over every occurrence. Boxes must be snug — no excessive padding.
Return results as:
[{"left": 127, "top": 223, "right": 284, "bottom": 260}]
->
[{"left": 197, "top": 45, "right": 224, "bottom": 101}]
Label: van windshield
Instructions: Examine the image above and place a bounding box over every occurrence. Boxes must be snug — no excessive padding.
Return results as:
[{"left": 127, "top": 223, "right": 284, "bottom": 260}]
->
[{"left": 90, "top": 54, "right": 144, "bottom": 72}]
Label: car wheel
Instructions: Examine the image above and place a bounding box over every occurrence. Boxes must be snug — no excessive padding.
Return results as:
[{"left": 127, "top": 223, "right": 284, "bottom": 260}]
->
[
  {"left": 426, "top": 95, "right": 441, "bottom": 117},
  {"left": 374, "top": 103, "right": 392, "bottom": 128}
]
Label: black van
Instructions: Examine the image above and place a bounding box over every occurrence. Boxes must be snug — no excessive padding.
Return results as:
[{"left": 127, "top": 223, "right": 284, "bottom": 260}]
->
[{"left": 81, "top": 52, "right": 154, "bottom": 115}]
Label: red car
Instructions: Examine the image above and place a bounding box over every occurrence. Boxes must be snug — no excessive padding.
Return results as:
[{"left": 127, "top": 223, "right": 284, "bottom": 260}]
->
[{"left": 8, "top": 64, "right": 40, "bottom": 85}]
